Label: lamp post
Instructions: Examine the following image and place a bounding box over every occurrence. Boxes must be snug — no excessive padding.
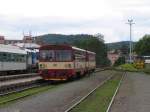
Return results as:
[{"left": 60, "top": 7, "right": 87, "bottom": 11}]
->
[{"left": 126, "top": 19, "right": 135, "bottom": 63}]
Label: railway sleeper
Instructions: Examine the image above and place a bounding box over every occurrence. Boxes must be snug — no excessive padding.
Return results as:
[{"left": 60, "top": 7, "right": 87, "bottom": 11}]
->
[
  {"left": 0, "top": 80, "right": 38, "bottom": 95},
  {"left": 0, "top": 74, "right": 38, "bottom": 82}
]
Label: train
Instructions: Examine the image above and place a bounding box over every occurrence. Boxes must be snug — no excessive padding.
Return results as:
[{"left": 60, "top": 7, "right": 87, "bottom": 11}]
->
[
  {"left": 38, "top": 44, "right": 96, "bottom": 81},
  {"left": 0, "top": 44, "right": 39, "bottom": 75}
]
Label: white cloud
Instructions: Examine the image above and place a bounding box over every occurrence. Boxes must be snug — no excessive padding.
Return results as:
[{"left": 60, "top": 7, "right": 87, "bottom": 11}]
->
[{"left": 0, "top": 0, "right": 150, "bottom": 42}]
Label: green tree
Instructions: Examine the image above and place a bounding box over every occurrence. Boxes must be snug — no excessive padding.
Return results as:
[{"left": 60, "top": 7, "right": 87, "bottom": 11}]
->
[
  {"left": 73, "top": 35, "right": 110, "bottom": 67},
  {"left": 135, "top": 35, "right": 150, "bottom": 55},
  {"left": 120, "top": 44, "right": 129, "bottom": 55},
  {"left": 114, "top": 56, "right": 126, "bottom": 66}
]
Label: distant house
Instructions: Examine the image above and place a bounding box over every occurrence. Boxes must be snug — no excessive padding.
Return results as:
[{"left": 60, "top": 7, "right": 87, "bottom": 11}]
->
[{"left": 107, "top": 50, "right": 120, "bottom": 66}]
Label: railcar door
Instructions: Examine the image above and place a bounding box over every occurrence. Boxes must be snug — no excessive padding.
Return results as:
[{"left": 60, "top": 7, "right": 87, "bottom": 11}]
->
[{"left": 0, "top": 52, "right": 4, "bottom": 72}]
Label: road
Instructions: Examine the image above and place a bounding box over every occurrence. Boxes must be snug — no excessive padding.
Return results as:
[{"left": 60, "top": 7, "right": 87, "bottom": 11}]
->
[
  {"left": 0, "top": 70, "right": 114, "bottom": 112},
  {"left": 110, "top": 72, "right": 150, "bottom": 112}
]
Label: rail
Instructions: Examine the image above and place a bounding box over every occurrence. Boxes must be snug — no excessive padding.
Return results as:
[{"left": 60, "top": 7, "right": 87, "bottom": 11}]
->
[
  {"left": 0, "top": 73, "right": 38, "bottom": 82},
  {"left": 0, "top": 68, "right": 110, "bottom": 97},
  {"left": 64, "top": 74, "right": 114, "bottom": 112}
]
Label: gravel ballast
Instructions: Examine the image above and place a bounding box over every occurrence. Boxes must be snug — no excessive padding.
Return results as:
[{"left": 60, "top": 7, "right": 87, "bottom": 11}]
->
[
  {"left": 0, "top": 70, "right": 114, "bottom": 112},
  {"left": 110, "top": 72, "right": 150, "bottom": 112}
]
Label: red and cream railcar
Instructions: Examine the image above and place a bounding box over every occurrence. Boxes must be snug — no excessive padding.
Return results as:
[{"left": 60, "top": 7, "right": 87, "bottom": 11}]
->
[{"left": 38, "top": 45, "right": 96, "bottom": 81}]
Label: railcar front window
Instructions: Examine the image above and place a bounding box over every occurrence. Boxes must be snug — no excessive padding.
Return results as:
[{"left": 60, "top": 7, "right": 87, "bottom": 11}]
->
[
  {"left": 40, "top": 50, "right": 55, "bottom": 61},
  {"left": 56, "top": 50, "right": 72, "bottom": 61}
]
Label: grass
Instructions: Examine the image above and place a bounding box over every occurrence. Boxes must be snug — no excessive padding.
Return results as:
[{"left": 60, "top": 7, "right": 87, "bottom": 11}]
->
[
  {"left": 0, "top": 76, "right": 90, "bottom": 106},
  {"left": 119, "top": 63, "right": 138, "bottom": 72},
  {"left": 0, "top": 85, "right": 54, "bottom": 106},
  {"left": 116, "top": 63, "right": 150, "bottom": 75},
  {"left": 143, "top": 68, "right": 150, "bottom": 74},
  {"left": 0, "top": 73, "right": 97, "bottom": 106},
  {"left": 70, "top": 73, "right": 122, "bottom": 112}
]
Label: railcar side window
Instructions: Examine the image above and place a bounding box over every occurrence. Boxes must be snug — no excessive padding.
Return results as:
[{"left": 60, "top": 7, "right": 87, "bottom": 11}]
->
[
  {"left": 89, "top": 54, "right": 95, "bottom": 61},
  {"left": 0, "top": 52, "right": 26, "bottom": 62},
  {"left": 3, "top": 53, "right": 7, "bottom": 61},
  {"left": 7, "top": 53, "right": 11, "bottom": 61},
  {"left": 0, "top": 53, "right": 2, "bottom": 61},
  {"left": 21, "top": 55, "right": 26, "bottom": 62},
  {"left": 11, "top": 54, "right": 15, "bottom": 62},
  {"left": 74, "top": 50, "right": 86, "bottom": 62}
]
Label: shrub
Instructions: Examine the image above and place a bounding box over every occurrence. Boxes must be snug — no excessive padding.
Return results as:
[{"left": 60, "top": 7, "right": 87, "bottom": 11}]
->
[
  {"left": 143, "top": 68, "right": 150, "bottom": 74},
  {"left": 114, "top": 56, "right": 125, "bottom": 66},
  {"left": 119, "top": 63, "right": 138, "bottom": 72}
]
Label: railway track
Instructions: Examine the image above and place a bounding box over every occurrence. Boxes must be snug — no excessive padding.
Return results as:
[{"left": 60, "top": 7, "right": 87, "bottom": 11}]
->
[
  {"left": 0, "top": 73, "right": 38, "bottom": 82},
  {"left": 0, "top": 76, "right": 43, "bottom": 96},
  {"left": 0, "top": 67, "right": 108, "bottom": 82},
  {"left": 106, "top": 72, "right": 126, "bottom": 112},
  {"left": 65, "top": 72, "right": 125, "bottom": 112},
  {"left": 0, "top": 68, "right": 109, "bottom": 97}
]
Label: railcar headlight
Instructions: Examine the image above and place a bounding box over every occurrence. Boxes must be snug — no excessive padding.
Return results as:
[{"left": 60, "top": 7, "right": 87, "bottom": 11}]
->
[
  {"left": 68, "top": 64, "right": 72, "bottom": 68},
  {"left": 65, "top": 64, "right": 72, "bottom": 68},
  {"left": 39, "top": 64, "right": 46, "bottom": 69},
  {"left": 39, "top": 64, "right": 43, "bottom": 68},
  {"left": 43, "top": 64, "right": 46, "bottom": 68}
]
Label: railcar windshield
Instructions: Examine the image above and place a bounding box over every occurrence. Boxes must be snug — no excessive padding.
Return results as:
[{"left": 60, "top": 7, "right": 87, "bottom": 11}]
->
[
  {"left": 55, "top": 50, "right": 72, "bottom": 61},
  {"left": 39, "top": 50, "right": 55, "bottom": 61},
  {"left": 39, "top": 50, "right": 72, "bottom": 61}
]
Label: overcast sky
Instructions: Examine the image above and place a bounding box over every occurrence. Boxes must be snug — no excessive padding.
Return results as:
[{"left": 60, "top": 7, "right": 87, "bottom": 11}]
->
[{"left": 0, "top": 0, "right": 150, "bottom": 43}]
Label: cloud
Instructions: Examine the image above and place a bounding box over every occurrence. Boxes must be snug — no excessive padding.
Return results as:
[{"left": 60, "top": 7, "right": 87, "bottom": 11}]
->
[{"left": 0, "top": 0, "right": 150, "bottom": 42}]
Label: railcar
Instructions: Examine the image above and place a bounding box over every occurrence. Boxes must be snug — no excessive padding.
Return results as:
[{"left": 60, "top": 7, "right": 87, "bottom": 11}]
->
[
  {"left": 0, "top": 44, "right": 27, "bottom": 75},
  {"left": 25, "top": 49, "right": 39, "bottom": 72},
  {"left": 38, "top": 45, "right": 96, "bottom": 81},
  {"left": 142, "top": 56, "right": 150, "bottom": 64}
]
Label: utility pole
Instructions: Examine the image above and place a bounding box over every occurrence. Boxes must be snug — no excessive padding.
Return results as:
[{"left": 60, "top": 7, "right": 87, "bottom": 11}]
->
[{"left": 126, "top": 19, "right": 135, "bottom": 63}]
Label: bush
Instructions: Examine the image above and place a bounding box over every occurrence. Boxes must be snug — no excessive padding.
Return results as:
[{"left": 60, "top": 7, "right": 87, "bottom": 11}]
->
[
  {"left": 143, "top": 68, "right": 150, "bottom": 74},
  {"left": 114, "top": 56, "right": 125, "bottom": 66},
  {"left": 119, "top": 63, "right": 138, "bottom": 72}
]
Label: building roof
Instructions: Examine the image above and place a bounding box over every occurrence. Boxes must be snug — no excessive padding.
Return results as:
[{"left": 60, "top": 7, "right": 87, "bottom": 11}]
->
[
  {"left": 0, "top": 44, "right": 27, "bottom": 54},
  {"left": 15, "top": 43, "right": 40, "bottom": 49}
]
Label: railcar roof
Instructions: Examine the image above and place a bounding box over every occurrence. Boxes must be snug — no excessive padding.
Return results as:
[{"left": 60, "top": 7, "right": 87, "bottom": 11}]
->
[
  {"left": 40, "top": 44, "right": 95, "bottom": 54},
  {"left": 72, "top": 46, "right": 86, "bottom": 52},
  {"left": 0, "top": 44, "right": 27, "bottom": 54},
  {"left": 25, "top": 49, "right": 39, "bottom": 53},
  {"left": 15, "top": 43, "right": 40, "bottom": 49},
  {"left": 86, "top": 50, "right": 96, "bottom": 54},
  {"left": 72, "top": 46, "right": 95, "bottom": 54}
]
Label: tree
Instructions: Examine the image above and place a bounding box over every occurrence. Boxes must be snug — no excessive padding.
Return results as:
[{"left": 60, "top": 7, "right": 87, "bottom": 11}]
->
[
  {"left": 135, "top": 35, "right": 150, "bottom": 55},
  {"left": 73, "top": 35, "right": 110, "bottom": 67},
  {"left": 114, "top": 56, "right": 126, "bottom": 66},
  {"left": 120, "top": 44, "right": 129, "bottom": 55}
]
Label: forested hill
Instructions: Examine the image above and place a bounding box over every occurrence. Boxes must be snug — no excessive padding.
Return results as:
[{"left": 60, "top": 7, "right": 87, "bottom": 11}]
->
[
  {"left": 106, "top": 41, "right": 136, "bottom": 51},
  {"left": 34, "top": 34, "right": 98, "bottom": 45}
]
